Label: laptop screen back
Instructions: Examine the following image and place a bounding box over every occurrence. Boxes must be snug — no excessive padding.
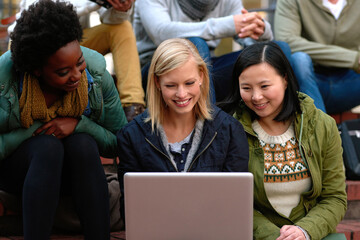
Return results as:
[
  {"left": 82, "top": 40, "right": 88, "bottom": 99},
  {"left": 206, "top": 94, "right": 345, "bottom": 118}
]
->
[{"left": 124, "top": 172, "right": 253, "bottom": 240}]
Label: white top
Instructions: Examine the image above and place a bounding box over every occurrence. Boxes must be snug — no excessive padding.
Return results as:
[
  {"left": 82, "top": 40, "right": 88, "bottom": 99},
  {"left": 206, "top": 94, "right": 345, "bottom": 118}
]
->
[
  {"left": 253, "top": 120, "right": 312, "bottom": 218},
  {"left": 322, "top": 0, "right": 347, "bottom": 20}
]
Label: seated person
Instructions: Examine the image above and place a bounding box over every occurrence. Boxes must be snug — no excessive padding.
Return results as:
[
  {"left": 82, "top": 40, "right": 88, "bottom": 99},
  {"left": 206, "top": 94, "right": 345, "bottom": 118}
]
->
[
  {"left": 117, "top": 38, "right": 249, "bottom": 220},
  {"left": 0, "top": 0, "right": 127, "bottom": 238},
  {"left": 134, "top": 0, "right": 274, "bottom": 103},
  {"left": 221, "top": 42, "right": 347, "bottom": 240},
  {"left": 275, "top": 0, "right": 360, "bottom": 114},
  {"left": 9, "top": 0, "right": 145, "bottom": 121}
]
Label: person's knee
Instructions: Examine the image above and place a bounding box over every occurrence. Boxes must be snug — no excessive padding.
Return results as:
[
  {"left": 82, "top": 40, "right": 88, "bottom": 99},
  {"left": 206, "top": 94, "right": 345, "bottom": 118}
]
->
[
  {"left": 63, "top": 133, "right": 98, "bottom": 153},
  {"left": 274, "top": 41, "right": 292, "bottom": 61},
  {"left": 22, "top": 135, "right": 64, "bottom": 174},
  {"left": 107, "top": 21, "right": 134, "bottom": 41},
  {"left": 63, "top": 133, "right": 100, "bottom": 166},
  {"left": 26, "top": 135, "right": 63, "bottom": 161},
  {"left": 187, "top": 37, "right": 211, "bottom": 62},
  {"left": 291, "top": 52, "right": 312, "bottom": 67}
]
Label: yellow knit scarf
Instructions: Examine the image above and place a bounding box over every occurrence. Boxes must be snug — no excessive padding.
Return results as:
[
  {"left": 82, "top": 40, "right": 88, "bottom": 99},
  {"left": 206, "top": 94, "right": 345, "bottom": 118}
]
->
[{"left": 19, "top": 71, "right": 88, "bottom": 128}]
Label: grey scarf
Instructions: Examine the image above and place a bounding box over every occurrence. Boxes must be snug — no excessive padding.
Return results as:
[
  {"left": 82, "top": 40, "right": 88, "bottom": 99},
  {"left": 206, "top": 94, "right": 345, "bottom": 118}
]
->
[{"left": 178, "top": 0, "right": 220, "bottom": 20}]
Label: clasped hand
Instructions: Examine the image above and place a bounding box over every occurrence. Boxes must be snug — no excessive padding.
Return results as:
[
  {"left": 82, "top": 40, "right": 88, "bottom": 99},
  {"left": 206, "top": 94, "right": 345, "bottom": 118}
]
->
[
  {"left": 233, "top": 8, "right": 265, "bottom": 40},
  {"left": 33, "top": 117, "right": 79, "bottom": 139}
]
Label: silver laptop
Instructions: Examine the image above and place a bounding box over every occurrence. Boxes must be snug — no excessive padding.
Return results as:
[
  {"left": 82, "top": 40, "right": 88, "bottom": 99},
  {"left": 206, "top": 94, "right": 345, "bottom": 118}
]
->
[{"left": 124, "top": 172, "right": 253, "bottom": 240}]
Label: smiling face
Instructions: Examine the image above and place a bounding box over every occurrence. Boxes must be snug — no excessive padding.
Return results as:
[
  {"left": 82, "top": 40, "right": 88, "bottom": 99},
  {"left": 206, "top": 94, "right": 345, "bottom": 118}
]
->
[
  {"left": 36, "top": 40, "right": 86, "bottom": 92},
  {"left": 239, "top": 62, "right": 288, "bottom": 122},
  {"left": 156, "top": 57, "right": 203, "bottom": 119}
]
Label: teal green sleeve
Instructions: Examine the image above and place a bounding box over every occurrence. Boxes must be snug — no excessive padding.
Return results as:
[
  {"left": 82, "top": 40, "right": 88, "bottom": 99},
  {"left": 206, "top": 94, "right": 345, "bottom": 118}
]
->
[
  {"left": 75, "top": 70, "right": 127, "bottom": 158},
  {"left": 0, "top": 121, "right": 43, "bottom": 162},
  {"left": 253, "top": 210, "right": 281, "bottom": 240}
]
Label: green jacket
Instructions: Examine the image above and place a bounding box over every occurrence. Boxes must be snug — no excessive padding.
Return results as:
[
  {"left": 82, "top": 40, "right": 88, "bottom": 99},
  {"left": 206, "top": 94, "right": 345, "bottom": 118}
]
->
[
  {"left": 274, "top": 0, "right": 360, "bottom": 72},
  {"left": 235, "top": 93, "right": 347, "bottom": 240},
  {"left": 0, "top": 47, "right": 127, "bottom": 161}
]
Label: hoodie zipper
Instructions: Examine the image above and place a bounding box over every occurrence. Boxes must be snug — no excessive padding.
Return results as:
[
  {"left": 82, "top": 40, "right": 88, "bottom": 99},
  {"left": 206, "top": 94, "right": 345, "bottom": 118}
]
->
[{"left": 145, "top": 137, "right": 178, "bottom": 172}]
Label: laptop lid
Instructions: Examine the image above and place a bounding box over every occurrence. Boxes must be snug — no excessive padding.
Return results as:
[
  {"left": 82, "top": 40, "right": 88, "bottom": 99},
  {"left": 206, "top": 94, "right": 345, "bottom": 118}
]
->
[{"left": 124, "top": 172, "right": 253, "bottom": 240}]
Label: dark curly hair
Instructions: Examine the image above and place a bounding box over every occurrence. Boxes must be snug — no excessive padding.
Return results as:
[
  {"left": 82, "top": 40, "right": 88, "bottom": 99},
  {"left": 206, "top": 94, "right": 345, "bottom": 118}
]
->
[{"left": 10, "top": 0, "right": 83, "bottom": 73}]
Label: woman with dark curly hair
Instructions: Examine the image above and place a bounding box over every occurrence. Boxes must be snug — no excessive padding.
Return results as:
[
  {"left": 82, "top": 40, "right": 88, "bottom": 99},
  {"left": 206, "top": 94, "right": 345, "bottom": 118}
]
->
[{"left": 0, "top": 0, "right": 127, "bottom": 239}]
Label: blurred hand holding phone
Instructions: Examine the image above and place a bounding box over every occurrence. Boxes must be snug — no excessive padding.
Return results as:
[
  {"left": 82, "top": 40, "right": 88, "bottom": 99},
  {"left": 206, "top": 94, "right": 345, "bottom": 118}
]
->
[{"left": 89, "top": 0, "right": 127, "bottom": 9}]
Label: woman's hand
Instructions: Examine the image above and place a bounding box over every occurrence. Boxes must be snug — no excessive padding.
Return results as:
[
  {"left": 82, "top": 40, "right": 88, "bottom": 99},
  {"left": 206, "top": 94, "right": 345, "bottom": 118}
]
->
[
  {"left": 276, "top": 225, "right": 307, "bottom": 240},
  {"left": 33, "top": 117, "right": 79, "bottom": 139}
]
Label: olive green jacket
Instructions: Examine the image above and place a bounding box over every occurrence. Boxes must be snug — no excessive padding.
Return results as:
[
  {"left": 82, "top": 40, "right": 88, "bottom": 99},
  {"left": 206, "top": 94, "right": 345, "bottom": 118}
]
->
[
  {"left": 274, "top": 0, "right": 360, "bottom": 72},
  {"left": 235, "top": 93, "right": 347, "bottom": 240},
  {"left": 0, "top": 47, "right": 127, "bottom": 161}
]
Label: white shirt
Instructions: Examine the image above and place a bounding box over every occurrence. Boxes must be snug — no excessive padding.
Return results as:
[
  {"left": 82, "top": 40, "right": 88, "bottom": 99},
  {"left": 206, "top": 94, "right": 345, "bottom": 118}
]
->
[{"left": 323, "top": 0, "right": 347, "bottom": 20}]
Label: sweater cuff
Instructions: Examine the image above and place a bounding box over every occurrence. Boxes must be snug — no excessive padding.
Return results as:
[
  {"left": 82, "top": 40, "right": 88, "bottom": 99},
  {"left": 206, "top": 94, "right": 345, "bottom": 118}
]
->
[{"left": 296, "top": 226, "right": 311, "bottom": 240}]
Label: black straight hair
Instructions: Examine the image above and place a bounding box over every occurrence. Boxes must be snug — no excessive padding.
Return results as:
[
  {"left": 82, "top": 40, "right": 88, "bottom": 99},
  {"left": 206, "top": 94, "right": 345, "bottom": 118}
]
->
[{"left": 218, "top": 41, "right": 301, "bottom": 121}]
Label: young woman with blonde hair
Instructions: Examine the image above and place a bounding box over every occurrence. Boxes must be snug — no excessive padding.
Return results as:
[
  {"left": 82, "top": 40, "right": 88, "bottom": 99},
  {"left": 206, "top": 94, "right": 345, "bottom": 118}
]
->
[{"left": 117, "top": 38, "right": 249, "bottom": 219}]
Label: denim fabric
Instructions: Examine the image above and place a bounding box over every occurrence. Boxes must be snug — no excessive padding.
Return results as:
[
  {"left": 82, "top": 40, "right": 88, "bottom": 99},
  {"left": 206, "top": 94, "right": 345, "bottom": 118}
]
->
[
  {"left": 187, "top": 37, "right": 217, "bottom": 103},
  {"left": 196, "top": 38, "right": 292, "bottom": 102},
  {"left": 291, "top": 52, "right": 326, "bottom": 112},
  {"left": 141, "top": 38, "right": 292, "bottom": 104},
  {"left": 291, "top": 52, "right": 360, "bottom": 114}
]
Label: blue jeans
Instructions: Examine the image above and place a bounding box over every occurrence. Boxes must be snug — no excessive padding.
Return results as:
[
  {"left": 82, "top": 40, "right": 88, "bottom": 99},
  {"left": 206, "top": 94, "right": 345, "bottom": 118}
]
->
[
  {"left": 291, "top": 52, "right": 360, "bottom": 114},
  {"left": 0, "top": 134, "right": 110, "bottom": 240},
  {"left": 141, "top": 38, "right": 292, "bottom": 103}
]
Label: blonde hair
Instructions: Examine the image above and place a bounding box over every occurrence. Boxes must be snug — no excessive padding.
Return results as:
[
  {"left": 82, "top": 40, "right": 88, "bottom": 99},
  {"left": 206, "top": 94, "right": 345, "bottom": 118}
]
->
[{"left": 146, "top": 38, "right": 212, "bottom": 131}]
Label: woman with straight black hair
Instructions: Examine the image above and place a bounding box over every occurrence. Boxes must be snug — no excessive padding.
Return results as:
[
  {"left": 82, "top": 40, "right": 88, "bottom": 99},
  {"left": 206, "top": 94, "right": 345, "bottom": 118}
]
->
[{"left": 221, "top": 42, "right": 347, "bottom": 240}]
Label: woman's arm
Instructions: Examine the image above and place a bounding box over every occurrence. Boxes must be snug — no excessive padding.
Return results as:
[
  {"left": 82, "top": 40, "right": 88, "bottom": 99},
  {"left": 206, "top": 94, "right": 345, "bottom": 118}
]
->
[
  {"left": 117, "top": 124, "right": 143, "bottom": 221},
  {"left": 137, "top": 0, "right": 241, "bottom": 46},
  {"left": 253, "top": 210, "right": 282, "bottom": 240},
  {"left": 75, "top": 70, "right": 127, "bottom": 158},
  {"left": 295, "top": 118, "right": 347, "bottom": 239},
  {"left": 223, "top": 119, "right": 249, "bottom": 172},
  {"left": 0, "top": 121, "right": 42, "bottom": 162}
]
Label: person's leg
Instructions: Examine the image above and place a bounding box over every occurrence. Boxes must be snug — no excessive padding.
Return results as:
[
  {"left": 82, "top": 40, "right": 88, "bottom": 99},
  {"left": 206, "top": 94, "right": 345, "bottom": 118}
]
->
[
  {"left": 274, "top": 40, "right": 292, "bottom": 64},
  {"left": 82, "top": 22, "right": 145, "bottom": 107},
  {"left": 291, "top": 52, "right": 327, "bottom": 112},
  {"left": 187, "top": 37, "right": 216, "bottom": 104},
  {"left": 0, "top": 135, "right": 64, "bottom": 240},
  {"left": 315, "top": 68, "right": 360, "bottom": 114},
  {"left": 141, "top": 62, "right": 151, "bottom": 94},
  {"left": 211, "top": 50, "right": 241, "bottom": 102},
  {"left": 62, "top": 133, "right": 110, "bottom": 240}
]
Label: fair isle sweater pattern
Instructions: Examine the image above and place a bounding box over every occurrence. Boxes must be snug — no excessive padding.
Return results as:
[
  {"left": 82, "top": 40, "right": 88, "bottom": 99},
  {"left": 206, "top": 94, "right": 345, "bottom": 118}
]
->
[
  {"left": 252, "top": 120, "right": 310, "bottom": 183},
  {"left": 260, "top": 137, "right": 310, "bottom": 183}
]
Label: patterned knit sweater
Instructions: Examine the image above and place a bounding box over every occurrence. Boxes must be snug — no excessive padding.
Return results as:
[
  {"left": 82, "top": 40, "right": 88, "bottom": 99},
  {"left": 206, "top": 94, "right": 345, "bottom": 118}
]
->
[{"left": 252, "top": 120, "right": 312, "bottom": 217}]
